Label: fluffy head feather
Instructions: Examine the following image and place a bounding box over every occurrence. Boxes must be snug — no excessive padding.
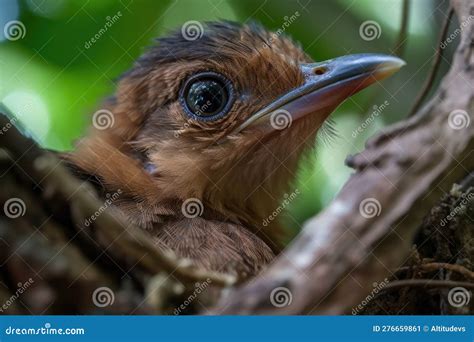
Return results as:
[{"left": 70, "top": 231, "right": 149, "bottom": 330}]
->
[{"left": 67, "top": 21, "right": 323, "bottom": 255}]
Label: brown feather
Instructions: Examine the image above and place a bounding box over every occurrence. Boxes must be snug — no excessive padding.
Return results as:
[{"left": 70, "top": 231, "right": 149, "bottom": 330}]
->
[{"left": 65, "top": 21, "right": 321, "bottom": 280}]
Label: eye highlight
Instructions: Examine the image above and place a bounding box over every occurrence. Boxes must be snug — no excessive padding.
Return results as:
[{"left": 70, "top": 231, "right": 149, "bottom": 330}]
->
[{"left": 179, "top": 72, "right": 234, "bottom": 121}]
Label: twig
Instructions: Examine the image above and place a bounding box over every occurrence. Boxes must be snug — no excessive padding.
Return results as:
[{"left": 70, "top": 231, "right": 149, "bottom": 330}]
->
[
  {"left": 356, "top": 0, "right": 410, "bottom": 122},
  {"left": 408, "top": 7, "right": 454, "bottom": 116},
  {"left": 393, "top": 0, "right": 411, "bottom": 57},
  {"left": 0, "top": 113, "right": 236, "bottom": 288},
  {"left": 397, "top": 262, "right": 474, "bottom": 281},
  {"left": 213, "top": 0, "right": 474, "bottom": 314},
  {"left": 383, "top": 279, "right": 474, "bottom": 291}
]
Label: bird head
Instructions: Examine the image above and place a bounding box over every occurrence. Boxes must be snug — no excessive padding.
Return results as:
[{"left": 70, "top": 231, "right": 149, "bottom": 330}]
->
[{"left": 70, "top": 21, "right": 404, "bottom": 247}]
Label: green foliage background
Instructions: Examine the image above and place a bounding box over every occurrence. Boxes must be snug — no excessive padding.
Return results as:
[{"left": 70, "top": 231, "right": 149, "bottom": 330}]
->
[{"left": 0, "top": 0, "right": 453, "bottom": 233}]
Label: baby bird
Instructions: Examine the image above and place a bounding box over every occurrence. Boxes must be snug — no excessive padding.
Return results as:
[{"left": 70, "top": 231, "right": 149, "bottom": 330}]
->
[{"left": 64, "top": 21, "right": 404, "bottom": 281}]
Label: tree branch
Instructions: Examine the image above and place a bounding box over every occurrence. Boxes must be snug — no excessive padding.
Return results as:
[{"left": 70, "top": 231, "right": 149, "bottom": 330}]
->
[
  {"left": 212, "top": 0, "right": 474, "bottom": 314},
  {"left": 0, "top": 114, "right": 235, "bottom": 289},
  {"left": 408, "top": 7, "right": 454, "bottom": 116}
]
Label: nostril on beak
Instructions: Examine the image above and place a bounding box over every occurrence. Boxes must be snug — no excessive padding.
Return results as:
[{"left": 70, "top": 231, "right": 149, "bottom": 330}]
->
[{"left": 312, "top": 66, "right": 328, "bottom": 75}]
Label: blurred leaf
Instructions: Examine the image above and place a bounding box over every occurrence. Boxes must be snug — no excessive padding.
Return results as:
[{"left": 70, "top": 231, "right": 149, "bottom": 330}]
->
[{"left": 158, "top": 0, "right": 237, "bottom": 33}]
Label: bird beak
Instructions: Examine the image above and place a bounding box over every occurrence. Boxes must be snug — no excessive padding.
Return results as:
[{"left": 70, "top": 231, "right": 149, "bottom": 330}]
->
[{"left": 233, "top": 53, "right": 405, "bottom": 135}]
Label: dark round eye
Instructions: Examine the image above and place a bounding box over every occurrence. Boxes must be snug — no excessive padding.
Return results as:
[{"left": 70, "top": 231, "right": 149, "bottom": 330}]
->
[{"left": 179, "top": 72, "right": 234, "bottom": 121}]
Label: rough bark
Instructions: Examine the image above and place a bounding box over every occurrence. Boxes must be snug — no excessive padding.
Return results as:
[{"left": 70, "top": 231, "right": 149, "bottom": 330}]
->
[
  {"left": 212, "top": 0, "right": 474, "bottom": 315},
  {"left": 0, "top": 113, "right": 233, "bottom": 314},
  {"left": 0, "top": 0, "right": 473, "bottom": 315}
]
